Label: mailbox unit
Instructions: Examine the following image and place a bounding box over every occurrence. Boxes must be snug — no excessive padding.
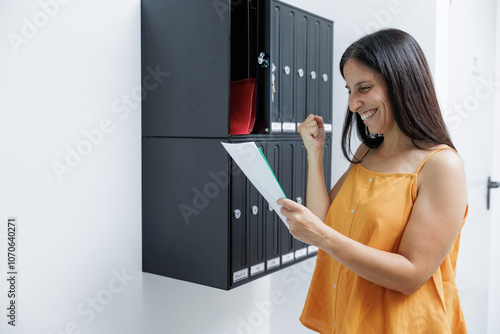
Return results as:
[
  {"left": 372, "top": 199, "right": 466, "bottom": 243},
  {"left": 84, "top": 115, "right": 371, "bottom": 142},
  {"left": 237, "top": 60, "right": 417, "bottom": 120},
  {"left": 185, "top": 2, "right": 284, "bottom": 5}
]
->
[{"left": 142, "top": 0, "right": 334, "bottom": 289}]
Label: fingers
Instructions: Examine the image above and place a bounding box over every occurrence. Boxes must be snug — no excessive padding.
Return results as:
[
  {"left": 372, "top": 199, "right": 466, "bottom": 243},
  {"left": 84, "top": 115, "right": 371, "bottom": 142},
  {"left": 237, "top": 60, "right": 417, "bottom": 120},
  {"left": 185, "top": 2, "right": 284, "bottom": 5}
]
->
[{"left": 298, "top": 114, "right": 324, "bottom": 138}]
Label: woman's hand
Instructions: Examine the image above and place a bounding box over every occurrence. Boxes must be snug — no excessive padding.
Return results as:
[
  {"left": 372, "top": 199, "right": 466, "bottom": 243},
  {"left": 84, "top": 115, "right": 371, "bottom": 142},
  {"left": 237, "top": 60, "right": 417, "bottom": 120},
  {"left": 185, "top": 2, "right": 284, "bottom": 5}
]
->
[
  {"left": 297, "top": 114, "right": 325, "bottom": 156},
  {"left": 277, "top": 198, "right": 327, "bottom": 247}
]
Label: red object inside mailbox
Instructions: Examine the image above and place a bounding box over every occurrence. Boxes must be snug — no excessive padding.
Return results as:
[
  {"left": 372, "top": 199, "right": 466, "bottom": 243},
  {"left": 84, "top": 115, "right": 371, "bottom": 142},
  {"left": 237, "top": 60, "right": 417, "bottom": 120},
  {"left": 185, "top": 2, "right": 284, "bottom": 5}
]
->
[{"left": 230, "top": 78, "right": 257, "bottom": 135}]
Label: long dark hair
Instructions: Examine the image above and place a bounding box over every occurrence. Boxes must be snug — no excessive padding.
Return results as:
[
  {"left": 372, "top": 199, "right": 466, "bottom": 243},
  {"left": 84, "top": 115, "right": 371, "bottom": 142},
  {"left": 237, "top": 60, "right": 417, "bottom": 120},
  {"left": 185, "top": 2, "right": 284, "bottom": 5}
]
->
[{"left": 339, "top": 28, "right": 455, "bottom": 162}]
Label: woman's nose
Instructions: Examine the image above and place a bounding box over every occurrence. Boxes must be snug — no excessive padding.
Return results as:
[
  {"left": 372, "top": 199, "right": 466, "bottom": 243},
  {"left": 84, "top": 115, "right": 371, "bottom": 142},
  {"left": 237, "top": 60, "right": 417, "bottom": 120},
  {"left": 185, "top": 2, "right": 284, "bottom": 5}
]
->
[{"left": 348, "top": 94, "right": 363, "bottom": 112}]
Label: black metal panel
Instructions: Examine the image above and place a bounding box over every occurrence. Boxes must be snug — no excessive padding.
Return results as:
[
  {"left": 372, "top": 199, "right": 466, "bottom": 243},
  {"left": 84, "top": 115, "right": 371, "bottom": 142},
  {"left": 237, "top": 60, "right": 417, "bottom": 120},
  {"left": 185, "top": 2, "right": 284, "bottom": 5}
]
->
[
  {"left": 141, "top": 0, "right": 230, "bottom": 138},
  {"left": 280, "top": 142, "right": 295, "bottom": 264},
  {"left": 295, "top": 13, "right": 308, "bottom": 125},
  {"left": 265, "top": 141, "right": 281, "bottom": 270},
  {"left": 280, "top": 5, "right": 295, "bottom": 127},
  {"left": 248, "top": 142, "right": 266, "bottom": 278},
  {"left": 142, "top": 137, "right": 230, "bottom": 289},
  {"left": 292, "top": 141, "right": 308, "bottom": 257},
  {"left": 271, "top": 3, "right": 282, "bottom": 129},
  {"left": 324, "top": 136, "right": 332, "bottom": 190},
  {"left": 230, "top": 162, "right": 248, "bottom": 286},
  {"left": 319, "top": 20, "right": 333, "bottom": 125},
  {"left": 307, "top": 18, "right": 320, "bottom": 116}
]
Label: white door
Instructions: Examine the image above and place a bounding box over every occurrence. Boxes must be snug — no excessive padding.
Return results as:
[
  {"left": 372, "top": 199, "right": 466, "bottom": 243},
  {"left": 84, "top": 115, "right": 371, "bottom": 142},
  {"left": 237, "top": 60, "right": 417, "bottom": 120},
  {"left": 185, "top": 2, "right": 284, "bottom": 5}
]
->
[{"left": 445, "top": 0, "right": 500, "bottom": 333}]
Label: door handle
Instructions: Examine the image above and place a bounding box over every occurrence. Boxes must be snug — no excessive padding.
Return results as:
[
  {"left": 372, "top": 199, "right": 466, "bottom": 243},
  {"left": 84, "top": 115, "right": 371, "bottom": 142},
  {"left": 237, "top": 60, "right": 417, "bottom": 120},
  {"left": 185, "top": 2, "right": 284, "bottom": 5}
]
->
[{"left": 487, "top": 176, "right": 500, "bottom": 210}]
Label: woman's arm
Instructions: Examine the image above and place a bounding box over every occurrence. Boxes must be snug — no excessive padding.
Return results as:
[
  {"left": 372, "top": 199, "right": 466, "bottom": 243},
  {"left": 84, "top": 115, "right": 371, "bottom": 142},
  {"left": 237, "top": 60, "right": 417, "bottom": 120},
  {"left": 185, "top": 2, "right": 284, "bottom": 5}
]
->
[
  {"left": 278, "top": 149, "right": 467, "bottom": 295},
  {"left": 297, "top": 114, "right": 330, "bottom": 221}
]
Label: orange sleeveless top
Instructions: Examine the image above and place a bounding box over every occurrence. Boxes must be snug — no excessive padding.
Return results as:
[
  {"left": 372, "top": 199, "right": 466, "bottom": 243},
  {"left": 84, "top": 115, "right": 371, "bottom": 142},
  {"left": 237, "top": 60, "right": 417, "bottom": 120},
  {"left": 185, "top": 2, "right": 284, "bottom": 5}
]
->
[{"left": 300, "top": 148, "right": 468, "bottom": 333}]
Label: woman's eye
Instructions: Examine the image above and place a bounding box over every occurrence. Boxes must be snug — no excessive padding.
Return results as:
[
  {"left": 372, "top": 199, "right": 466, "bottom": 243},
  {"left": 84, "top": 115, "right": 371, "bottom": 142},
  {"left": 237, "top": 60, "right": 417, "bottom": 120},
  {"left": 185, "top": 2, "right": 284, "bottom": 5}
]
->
[{"left": 360, "top": 86, "right": 372, "bottom": 93}]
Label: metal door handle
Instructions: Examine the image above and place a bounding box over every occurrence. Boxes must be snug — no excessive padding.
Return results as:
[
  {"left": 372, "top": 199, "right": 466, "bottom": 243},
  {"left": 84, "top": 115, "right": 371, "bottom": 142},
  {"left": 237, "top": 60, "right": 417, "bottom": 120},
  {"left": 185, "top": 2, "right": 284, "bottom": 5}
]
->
[{"left": 487, "top": 176, "right": 500, "bottom": 210}]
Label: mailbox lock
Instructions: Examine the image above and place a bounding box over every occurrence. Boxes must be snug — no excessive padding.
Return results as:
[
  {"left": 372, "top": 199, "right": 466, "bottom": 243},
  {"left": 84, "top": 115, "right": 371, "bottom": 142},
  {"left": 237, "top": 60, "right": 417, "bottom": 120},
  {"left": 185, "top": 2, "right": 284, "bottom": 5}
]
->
[
  {"left": 284, "top": 66, "right": 291, "bottom": 75},
  {"left": 297, "top": 68, "right": 304, "bottom": 77},
  {"left": 310, "top": 71, "right": 317, "bottom": 79},
  {"left": 234, "top": 209, "right": 241, "bottom": 219},
  {"left": 296, "top": 197, "right": 303, "bottom": 205},
  {"left": 252, "top": 206, "right": 259, "bottom": 215},
  {"left": 322, "top": 74, "right": 328, "bottom": 82}
]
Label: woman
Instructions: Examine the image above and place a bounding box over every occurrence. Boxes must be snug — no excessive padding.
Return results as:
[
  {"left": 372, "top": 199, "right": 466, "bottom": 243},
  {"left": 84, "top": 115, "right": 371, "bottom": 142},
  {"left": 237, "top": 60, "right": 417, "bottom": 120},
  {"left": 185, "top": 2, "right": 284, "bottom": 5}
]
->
[{"left": 277, "top": 28, "right": 468, "bottom": 333}]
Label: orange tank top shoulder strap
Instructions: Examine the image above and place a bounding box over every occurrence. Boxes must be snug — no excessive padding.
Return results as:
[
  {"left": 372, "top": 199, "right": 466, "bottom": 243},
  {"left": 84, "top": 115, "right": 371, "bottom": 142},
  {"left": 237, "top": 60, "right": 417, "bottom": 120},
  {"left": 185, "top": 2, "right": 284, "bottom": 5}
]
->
[
  {"left": 414, "top": 146, "right": 455, "bottom": 174},
  {"left": 357, "top": 147, "right": 371, "bottom": 162}
]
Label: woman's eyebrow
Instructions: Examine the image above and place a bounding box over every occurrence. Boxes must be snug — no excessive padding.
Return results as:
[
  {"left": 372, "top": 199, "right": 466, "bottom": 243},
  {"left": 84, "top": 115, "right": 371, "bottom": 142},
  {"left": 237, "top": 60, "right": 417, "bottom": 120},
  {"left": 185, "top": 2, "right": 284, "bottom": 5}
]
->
[{"left": 345, "top": 81, "right": 375, "bottom": 89}]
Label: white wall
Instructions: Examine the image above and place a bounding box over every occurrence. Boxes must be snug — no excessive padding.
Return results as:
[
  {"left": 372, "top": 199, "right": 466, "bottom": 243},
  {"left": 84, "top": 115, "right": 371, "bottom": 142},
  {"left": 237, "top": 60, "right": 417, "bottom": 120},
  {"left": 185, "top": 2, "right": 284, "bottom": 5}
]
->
[
  {"left": 0, "top": 1, "right": 494, "bottom": 334},
  {"left": 0, "top": 1, "right": 142, "bottom": 333},
  {"left": 446, "top": 0, "right": 498, "bottom": 332}
]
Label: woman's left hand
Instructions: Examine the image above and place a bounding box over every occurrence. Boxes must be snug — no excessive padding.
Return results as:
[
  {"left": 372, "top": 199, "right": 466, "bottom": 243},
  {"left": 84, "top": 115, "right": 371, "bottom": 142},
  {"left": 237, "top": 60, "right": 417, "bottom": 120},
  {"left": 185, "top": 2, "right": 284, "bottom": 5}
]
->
[{"left": 277, "top": 198, "right": 327, "bottom": 247}]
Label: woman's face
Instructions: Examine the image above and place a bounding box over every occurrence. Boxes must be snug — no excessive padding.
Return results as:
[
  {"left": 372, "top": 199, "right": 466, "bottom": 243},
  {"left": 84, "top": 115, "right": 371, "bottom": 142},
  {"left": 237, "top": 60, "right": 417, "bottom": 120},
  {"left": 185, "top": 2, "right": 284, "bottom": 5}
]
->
[{"left": 343, "top": 59, "right": 396, "bottom": 135}]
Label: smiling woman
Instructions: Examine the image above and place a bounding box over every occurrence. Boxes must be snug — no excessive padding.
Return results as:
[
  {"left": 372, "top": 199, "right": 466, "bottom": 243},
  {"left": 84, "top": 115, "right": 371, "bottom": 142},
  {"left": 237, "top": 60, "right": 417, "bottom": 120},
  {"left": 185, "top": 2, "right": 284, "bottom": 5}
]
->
[{"left": 278, "top": 28, "right": 468, "bottom": 334}]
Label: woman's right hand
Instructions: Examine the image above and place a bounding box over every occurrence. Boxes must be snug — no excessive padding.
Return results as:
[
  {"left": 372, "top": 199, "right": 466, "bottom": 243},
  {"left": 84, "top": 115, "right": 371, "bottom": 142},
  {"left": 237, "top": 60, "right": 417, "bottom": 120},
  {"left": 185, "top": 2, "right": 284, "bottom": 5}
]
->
[{"left": 297, "top": 114, "right": 325, "bottom": 156}]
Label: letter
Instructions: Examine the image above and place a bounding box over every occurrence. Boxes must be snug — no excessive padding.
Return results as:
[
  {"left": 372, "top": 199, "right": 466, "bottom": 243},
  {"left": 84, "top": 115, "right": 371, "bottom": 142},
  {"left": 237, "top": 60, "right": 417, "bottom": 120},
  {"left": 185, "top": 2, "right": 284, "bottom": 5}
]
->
[
  {"left": 209, "top": 170, "right": 229, "bottom": 188},
  {"left": 270, "top": 289, "right": 286, "bottom": 305},
  {"left": 236, "top": 316, "right": 254, "bottom": 334},
  {"left": 96, "top": 289, "right": 113, "bottom": 305},
  {"left": 142, "top": 74, "right": 159, "bottom": 90},
  {"left": 120, "top": 94, "right": 138, "bottom": 108},
  {"left": 463, "top": 96, "right": 479, "bottom": 112},
  {"left": 475, "top": 83, "right": 491, "bottom": 101},
  {"left": 52, "top": 161, "right": 73, "bottom": 182},
  {"left": 238, "top": 143, "right": 257, "bottom": 162},
  {"left": 65, "top": 145, "right": 82, "bottom": 168},
  {"left": 32, "top": 11, "right": 49, "bottom": 28},
  {"left": 213, "top": 0, "right": 231, "bottom": 21},
  {"left": 8, "top": 320, "right": 15, "bottom": 326},
  {"left": 111, "top": 268, "right": 136, "bottom": 288},
  {"left": 86, "top": 296, "right": 104, "bottom": 312},
  {"left": 387, "top": 0, "right": 403, "bottom": 14},
  {"left": 7, "top": 303, "right": 15, "bottom": 310},
  {"left": 111, "top": 99, "right": 129, "bottom": 120},
  {"left": 281, "top": 270, "right": 301, "bottom": 291},
  {"left": 7, "top": 32, "right": 29, "bottom": 53},
  {"left": 203, "top": 182, "right": 219, "bottom": 199},
  {"left": 65, "top": 321, "right": 81, "bottom": 334},
  {"left": 108, "top": 278, "right": 124, "bottom": 294},
  {"left": 253, "top": 298, "right": 274, "bottom": 318},
  {"left": 76, "top": 302, "right": 95, "bottom": 323},
  {"left": 99, "top": 118, "right": 115, "bottom": 134},
  {"left": 82, "top": 128, "right": 103, "bottom": 147},
  {"left": 371, "top": 8, "right": 391, "bottom": 27},
  {"left": 192, "top": 188, "right": 209, "bottom": 210},
  {"left": 247, "top": 310, "right": 264, "bottom": 328},
  {"left": 39, "top": 0, "right": 60, "bottom": 17},
  {"left": 178, "top": 203, "right": 199, "bottom": 224},
  {"left": 478, "top": 74, "right": 500, "bottom": 94},
  {"left": 21, "top": 17, "right": 38, "bottom": 39},
  {"left": 145, "top": 64, "right": 169, "bottom": 84},
  {"left": 76, "top": 139, "right": 93, "bottom": 157}
]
